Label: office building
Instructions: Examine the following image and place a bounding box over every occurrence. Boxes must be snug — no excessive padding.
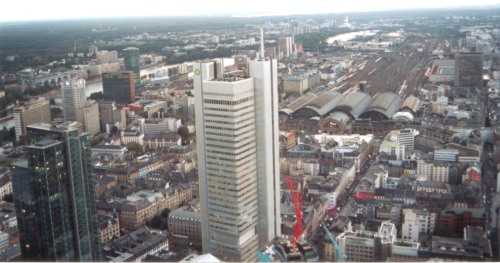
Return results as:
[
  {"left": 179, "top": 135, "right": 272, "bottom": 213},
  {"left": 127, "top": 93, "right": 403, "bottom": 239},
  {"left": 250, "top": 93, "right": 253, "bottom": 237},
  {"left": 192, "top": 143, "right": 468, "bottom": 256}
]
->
[
  {"left": 194, "top": 39, "right": 280, "bottom": 261},
  {"left": 123, "top": 47, "right": 141, "bottom": 90},
  {"left": 431, "top": 162, "right": 450, "bottom": 183},
  {"left": 78, "top": 100, "right": 100, "bottom": 137},
  {"left": 278, "top": 37, "right": 293, "bottom": 59},
  {"left": 338, "top": 221, "right": 420, "bottom": 261},
  {"left": 397, "top": 128, "right": 416, "bottom": 152},
  {"left": 401, "top": 208, "right": 437, "bottom": 242},
  {"left": 434, "top": 148, "right": 459, "bottom": 162},
  {"left": 96, "top": 50, "right": 118, "bottom": 64},
  {"left": 102, "top": 71, "right": 135, "bottom": 105},
  {"left": 13, "top": 97, "right": 51, "bottom": 142},
  {"left": 454, "top": 52, "right": 483, "bottom": 87},
  {"left": 11, "top": 122, "right": 101, "bottom": 261},
  {"left": 98, "top": 100, "right": 126, "bottom": 133},
  {"left": 62, "top": 79, "right": 86, "bottom": 122}
]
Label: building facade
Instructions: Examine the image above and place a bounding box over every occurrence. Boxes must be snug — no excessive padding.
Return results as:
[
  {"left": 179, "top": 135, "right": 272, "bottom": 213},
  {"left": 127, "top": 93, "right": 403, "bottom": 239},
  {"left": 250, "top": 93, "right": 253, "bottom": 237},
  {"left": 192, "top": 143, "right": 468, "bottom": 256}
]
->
[
  {"left": 401, "top": 208, "right": 437, "bottom": 242},
  {"left": 78, "top": 100, "right": 100, "bottom": 137},
  {"left": 123, "top": 47, "right": 141, "bottom": 90},
  {"left": 194, "top": 57, "right": 280, "bottom": 261},
  {"left": 454, "top": 52, "right": 483, "bottom": 87},
  {"left": 13, "top": 97, "right": 51, "bottom": 142},
  {"left": 62, "top": 79, "right": 86, "bottom": 122},
  {"left": 102, "top": 71, "right": 136, "bottom": 105},
  {"left": 11, "top": 122, "right": 101, "bottom": 261}
]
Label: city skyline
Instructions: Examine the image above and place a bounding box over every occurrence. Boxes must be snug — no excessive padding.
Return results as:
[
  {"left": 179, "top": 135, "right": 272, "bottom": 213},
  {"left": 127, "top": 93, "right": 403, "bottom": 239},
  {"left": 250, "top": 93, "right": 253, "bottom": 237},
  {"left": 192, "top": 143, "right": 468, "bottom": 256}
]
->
[{"left": 1, "top": 0, "right": 499, "bottom": 22}]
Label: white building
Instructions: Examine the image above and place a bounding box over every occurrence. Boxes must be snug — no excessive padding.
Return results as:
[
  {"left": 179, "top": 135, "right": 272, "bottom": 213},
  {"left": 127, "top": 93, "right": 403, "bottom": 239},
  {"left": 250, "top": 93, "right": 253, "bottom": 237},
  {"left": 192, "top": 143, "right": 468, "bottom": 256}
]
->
[
  {"left": 379, "top": 139, "right": 405, "bottom": 160},
  {"left": 402, "top": 208, "right": 437, "bottom": 242},
  {"left": 194, "top": 47, "right": 280, "bottom": 261},
  {"left": 327, "top": 163, "right": 355, "bottom": 209},
  {"left": 397, "top": 128, "right": 417, "bottom": 152},
  {"left": 166, "top": 117, "right": 182, "bottom": 132},
  {"left": 62, "top": 79, "right": 86, "bottom": 122},
  {"left": 121, "top": 127, "right": 144, "bottom": 147},
  {"left": 304, "top": 160, "right": 320, "bottom": 176},
  {"left": 416, "top": 160, "right": 433, "bottom": 180}
]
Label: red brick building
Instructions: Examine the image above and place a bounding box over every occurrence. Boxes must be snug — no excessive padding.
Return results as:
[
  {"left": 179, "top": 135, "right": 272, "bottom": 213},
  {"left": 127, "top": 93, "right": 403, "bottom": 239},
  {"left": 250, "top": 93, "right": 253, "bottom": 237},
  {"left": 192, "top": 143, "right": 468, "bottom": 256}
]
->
[{"left": 438, "top": 208, "right": 486, "bottom": 237}]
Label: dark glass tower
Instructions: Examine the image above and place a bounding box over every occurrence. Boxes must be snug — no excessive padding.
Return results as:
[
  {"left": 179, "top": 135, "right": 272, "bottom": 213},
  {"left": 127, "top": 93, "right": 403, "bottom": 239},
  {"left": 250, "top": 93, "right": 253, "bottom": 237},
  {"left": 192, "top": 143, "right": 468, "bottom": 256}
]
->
[
  {"left": 123, "top": 47, "right": 141, "bottom": 91},
  {"left": 11, "top": 122, "right": 102, "bottom": 261},
  {"left": 454, "top": 52, "right": 484, "bottom": 87},
  {"left": 102, "top": 71, "right": 136, "bottom": 104}
]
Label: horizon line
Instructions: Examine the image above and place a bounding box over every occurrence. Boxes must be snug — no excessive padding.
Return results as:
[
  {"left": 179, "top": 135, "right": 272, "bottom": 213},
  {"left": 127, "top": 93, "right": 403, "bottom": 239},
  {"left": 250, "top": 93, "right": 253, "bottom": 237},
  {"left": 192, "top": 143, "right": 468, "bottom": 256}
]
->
[{"left": 1, "top": 4, "right": 499, "bottom": 24}]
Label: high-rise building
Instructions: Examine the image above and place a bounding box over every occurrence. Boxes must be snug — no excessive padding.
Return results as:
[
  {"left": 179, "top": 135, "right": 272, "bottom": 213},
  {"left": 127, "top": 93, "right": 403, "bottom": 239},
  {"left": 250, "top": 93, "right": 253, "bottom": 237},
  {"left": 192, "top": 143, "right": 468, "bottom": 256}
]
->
[
  {"left": 102, "top": 71, "right": 136, "bottom": 104},
  {"left": 194, "top": 55, "right": 280, "bottom": 261},
  {"left": 98, "top": 100, "right": 126, "bottom": 133},
  {"left": 396, "top": 128, "right": 416, "bottom": 152},
  {"left": 13, "top": 97, "right": 51, "bottom": 142},
  {"left": 123, "top": 47, "right": 141, "bottom": 90},
  {"left": 62, "top": 79, "right": 86, "bottom": 122},
  {"left": 454, "top": 52, "right": 483, "bottom": 87},
  {"left": 278, "top": 37, "right": 293, "bottom": 59},
  {"left": 78, "top": 100, "right": 100, "bottom": 137},
  {"left": 11, "top": 122, "right": 102, "bottom": 261}
]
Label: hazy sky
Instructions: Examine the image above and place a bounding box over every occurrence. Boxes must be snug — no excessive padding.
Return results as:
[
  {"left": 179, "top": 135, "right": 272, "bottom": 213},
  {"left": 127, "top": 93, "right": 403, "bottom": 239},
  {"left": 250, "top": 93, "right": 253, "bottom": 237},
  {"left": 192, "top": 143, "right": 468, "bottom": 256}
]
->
[{"left": 2, "top": 0, "right": 499, "bottom": 22}]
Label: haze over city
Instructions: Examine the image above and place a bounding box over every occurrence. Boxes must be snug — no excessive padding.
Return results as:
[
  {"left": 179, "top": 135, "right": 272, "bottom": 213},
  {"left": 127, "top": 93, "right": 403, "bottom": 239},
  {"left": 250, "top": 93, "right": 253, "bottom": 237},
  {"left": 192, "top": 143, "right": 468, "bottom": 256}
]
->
[{"left": 1, "top": 0, "right": 500, "bottom": 22}]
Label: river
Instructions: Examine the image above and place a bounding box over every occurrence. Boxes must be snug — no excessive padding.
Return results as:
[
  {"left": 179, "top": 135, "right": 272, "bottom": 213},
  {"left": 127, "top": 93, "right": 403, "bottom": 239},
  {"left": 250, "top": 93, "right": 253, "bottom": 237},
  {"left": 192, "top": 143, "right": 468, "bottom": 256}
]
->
[
  {"left": 85, "top": 57, "right": 235, "bottom": 96},
  {"left": 327, "top": 30, "right": 378, "bottom": 44}
]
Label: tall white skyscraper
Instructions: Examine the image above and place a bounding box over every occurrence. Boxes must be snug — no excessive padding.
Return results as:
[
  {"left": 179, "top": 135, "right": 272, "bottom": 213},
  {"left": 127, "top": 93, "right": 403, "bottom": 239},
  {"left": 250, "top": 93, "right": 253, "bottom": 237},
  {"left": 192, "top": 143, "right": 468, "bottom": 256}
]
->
[
  {"left": 194, "top": 55, "right": 280, "bottom": 261},
  {"left": 62, "top": 78, "right": 86, "bottom": 122}
]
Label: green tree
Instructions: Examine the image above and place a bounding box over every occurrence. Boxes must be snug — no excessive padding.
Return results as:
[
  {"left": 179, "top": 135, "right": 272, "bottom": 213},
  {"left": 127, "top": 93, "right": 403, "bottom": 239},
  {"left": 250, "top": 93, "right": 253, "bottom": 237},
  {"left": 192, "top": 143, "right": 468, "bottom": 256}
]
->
[
  {"left": 89, "top": 91, "right": 103, "bottom": 100},
  {"left": 177, "top": 126, "right": 190, "bottom": 145},
  {"left": 50, "top": 107, "right": 62, "bottom": 120},
  {"left": 110, "top": 126, "right": 119, "bottom": 137},
  {"left": 127, "top": 142, "right": 144, "bottom": 155}
]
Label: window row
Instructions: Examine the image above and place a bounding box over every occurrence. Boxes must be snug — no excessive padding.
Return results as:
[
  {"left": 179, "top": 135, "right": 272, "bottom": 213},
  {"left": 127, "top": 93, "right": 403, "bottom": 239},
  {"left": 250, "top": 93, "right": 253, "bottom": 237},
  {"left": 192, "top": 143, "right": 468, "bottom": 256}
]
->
[{"left": 204, "top": 96, "right": 254, "bottom": 106}]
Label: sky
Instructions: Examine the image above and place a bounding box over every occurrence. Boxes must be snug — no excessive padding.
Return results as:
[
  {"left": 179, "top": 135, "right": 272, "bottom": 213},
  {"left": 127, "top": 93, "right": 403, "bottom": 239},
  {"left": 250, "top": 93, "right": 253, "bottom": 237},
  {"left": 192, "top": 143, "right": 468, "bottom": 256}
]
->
[{"left": 2, "top": 0, "right": 499, "bottom": 22}]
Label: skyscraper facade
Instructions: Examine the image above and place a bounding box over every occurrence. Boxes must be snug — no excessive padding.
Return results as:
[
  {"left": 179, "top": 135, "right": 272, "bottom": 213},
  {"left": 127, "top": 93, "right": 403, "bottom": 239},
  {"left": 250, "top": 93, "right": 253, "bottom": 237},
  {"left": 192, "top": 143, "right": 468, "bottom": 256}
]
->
[
  {"left": 78, "top": 100, "right": 100, "bottom": 137},
  {"left": 62, "top": 78, "right": 86, "bottom": 122},
  {"left": 13, "top": 97, "right": 51, "bottom": 142},
  {"left": 11, "top": 122, "right": 101, "bottom": 261},
  {"left": 194, "top": 57, "right": 280, "bottom": 261},
  {"left": 102, "top": 71, "right": 136, "bottom": 104},
  {"left": 123, "top": 47, "right": 141, "bottom": 91},
  {"left": 454, "top": 52, "right": 484, "bottom": 87}
]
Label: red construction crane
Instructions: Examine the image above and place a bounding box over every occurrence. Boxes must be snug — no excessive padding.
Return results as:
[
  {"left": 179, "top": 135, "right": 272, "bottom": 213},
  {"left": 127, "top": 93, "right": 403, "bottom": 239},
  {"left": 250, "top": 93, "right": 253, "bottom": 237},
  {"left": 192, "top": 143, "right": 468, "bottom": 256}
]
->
[{"left": 286, "top": 175, "right": 303, "bottom": 247}]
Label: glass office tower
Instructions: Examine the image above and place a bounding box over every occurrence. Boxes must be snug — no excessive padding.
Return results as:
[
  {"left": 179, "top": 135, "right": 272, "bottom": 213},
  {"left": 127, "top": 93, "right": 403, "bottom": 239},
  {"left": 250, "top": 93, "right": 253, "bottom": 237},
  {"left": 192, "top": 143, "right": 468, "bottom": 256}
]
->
[
  {"left": 123, "top": 47, "right": 141, "bottom": 91},
  {"left": 11, "top": 122, "right": 101, "bottom": 261}
]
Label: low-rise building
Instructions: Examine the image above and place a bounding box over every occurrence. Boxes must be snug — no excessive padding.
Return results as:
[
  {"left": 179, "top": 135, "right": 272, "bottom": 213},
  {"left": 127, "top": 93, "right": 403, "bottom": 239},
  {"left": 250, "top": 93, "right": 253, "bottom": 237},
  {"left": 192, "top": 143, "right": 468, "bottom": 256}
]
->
[
  {"left": 401, "top": 208, "right": 437, "bottom": 242},
  {"left": 101, "top": 226, "right": 169, "bottom": 262},
  {"left": 143, "top": 133, "right": 181, "bottom": 150},
  {"left": 98, "top": 184, "right": 193, "bottom": 230},
  {"left": 92, "top": 144, "right": 128, "bottom": 159},
  {"left": 98, "top": 215, "right": 120, "bottom": 245},
  {"left": 437, "top": 208, "right": 486, "bottom": 237},
  {"left": 337, "top": 221, "right": 419, "bottom": 262},
  {"left": 168, "top": 200, "right": 201, "bottom": 242},
  {"left": 420, "top": 226, "right": 492, "bottom": 260},
  {"left": 121, "top": 127, "right": 144, "bottom": 147}
]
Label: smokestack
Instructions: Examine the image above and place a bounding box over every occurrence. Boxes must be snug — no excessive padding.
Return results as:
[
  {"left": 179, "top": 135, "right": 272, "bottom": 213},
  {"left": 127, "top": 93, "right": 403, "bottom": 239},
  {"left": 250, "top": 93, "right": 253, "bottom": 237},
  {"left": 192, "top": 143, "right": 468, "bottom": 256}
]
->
[{"left": 260, "top": 27, "right": 265, "bottom": 59}]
